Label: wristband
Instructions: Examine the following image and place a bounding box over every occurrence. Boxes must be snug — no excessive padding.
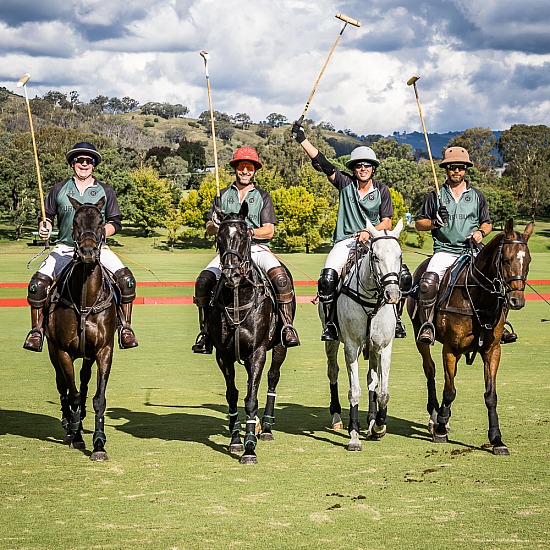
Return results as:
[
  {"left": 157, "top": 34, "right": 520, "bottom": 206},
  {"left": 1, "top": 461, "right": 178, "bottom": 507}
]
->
[{"left": 477, "top": 229, "right": 486, "bottom": 237}]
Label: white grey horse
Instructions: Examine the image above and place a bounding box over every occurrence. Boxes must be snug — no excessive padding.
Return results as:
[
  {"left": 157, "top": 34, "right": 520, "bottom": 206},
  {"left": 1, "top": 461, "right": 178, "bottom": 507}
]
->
[{"left": 321, "top": 219, "right": 404, "bottom": 451}]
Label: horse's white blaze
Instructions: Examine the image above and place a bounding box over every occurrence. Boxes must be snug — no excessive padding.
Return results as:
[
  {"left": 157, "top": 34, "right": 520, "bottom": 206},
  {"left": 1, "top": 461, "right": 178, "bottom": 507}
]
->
[{"left": 517, "top": 250, "right": 525, "bottom": 272}]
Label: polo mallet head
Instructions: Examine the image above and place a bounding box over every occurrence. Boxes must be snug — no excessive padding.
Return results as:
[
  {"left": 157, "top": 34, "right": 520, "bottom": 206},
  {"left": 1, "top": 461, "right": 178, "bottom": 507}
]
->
[
  {"left": 407, "top": 75, "right": 420, "bottom": 87},
  {"left": 199, "top": 50, "right": 210, "bottom": 63},
  {"left": 17, "top": 73, "right": 31, "bottom": 88},
  {"left": 335, "top": 14, "right": 361, "bottom": 27}
]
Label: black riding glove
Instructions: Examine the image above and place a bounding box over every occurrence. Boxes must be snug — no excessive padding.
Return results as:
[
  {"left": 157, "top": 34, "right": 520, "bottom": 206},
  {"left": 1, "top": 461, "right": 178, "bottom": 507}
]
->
[
  {"left": 433, "top": 205, "right": 449, "bottom": 228},
  {"left": 292, "top": 121, "right": 306, "bottom": 143}
]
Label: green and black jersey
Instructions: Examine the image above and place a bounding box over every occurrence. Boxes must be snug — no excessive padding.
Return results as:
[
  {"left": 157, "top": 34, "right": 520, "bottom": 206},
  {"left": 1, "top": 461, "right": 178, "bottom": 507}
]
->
[
  {"left": 44, "top": 177, "right": 122, "bottom": 246},
  {"left": 331, "top": 170, "right": 394, "bottom": 243},
  {"left": 416, "top": 182, "right": 491, "bottom": 254},
  {"left": 211, "top": 183, "right": 276, "bottom": 245}
]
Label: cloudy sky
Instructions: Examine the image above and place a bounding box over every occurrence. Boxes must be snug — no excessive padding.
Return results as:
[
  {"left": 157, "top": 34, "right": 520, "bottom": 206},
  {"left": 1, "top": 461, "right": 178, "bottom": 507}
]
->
[{"left": 1, "top": 0, "right": 549, "bottom": 136}]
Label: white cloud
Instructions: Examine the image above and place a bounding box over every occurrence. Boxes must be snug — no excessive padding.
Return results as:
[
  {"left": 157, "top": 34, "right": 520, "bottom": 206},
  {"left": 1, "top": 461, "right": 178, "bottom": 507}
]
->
[{"left": 0, "top": 0, "right": 549, "bottom": 135}]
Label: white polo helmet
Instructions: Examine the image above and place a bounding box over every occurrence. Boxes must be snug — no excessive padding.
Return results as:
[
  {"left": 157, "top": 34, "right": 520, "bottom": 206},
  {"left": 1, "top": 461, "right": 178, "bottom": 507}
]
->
[{"left": 345, "top": 146, "right": 380, "bottom": 169}]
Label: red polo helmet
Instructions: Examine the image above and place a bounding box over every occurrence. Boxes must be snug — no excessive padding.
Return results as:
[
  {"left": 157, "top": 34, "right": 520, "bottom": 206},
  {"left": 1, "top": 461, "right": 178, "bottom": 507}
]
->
[{"left": 229, "top": 147, "right": 263, "bottom": 169}]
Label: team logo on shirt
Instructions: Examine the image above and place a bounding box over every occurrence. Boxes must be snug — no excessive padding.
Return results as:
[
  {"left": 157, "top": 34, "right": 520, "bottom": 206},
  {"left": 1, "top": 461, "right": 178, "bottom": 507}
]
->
[
  {"left": 90, "top": 190, "right": 97, "bottom": 197},
  {"left": 464, "top": 195, "right": 472, "bottom": 202},
  {"left": 248, "top": 197, "right": 255, "bottom": 204},
  {"left": 228, "top": 197, "right": 235, "bottom": 205}
]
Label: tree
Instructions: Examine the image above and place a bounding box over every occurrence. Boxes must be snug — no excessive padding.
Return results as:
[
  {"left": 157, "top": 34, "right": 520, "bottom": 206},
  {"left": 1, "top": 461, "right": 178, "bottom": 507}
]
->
[
  {"left": 233, "top": 113, "right": 252, "bottom": 130},
  {"left": 266, "top": 113, "right": 287, "bottom": 127},
  {"left": 447, "top": 128, "right": 497, "bottom": 172},
  {"left": 271, "top": 185, "right": 329, "bottom": 252},
  {"left": 177, "top": 138, "right": 206, "bottom": 169},
  {"left": 482, "top": 186, "right": 518, "bottom": 229},
  {"left": 376, "top": 157, "right": 421, "bottom": 209},
  {"left": 498, "top": 124, "right": 550, "bottom": 216},
  {"left": 129, "top": 166, "right": 172, "bottom": 235},
  {"left": 89, "top": 95, "right": 109, "bottom": 114},
  {"left": 121, "top": 97, "right": 140, "bottom": 113},
  {"left": 371, "top": 138, "right": 414, "bottom": 162},
  {"left": 389, "top": 188, "right": 407, "bottom": 246}
]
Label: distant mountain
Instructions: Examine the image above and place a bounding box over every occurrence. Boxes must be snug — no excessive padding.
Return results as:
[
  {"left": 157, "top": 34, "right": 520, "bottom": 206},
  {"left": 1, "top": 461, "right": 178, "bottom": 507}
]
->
[{"left": 389, "top": 130, "right": 503, "bottom": 160}]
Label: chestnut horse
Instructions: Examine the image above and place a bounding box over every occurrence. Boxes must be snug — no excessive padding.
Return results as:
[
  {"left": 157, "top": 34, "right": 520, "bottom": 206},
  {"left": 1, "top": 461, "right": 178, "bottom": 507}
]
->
[
  {"left": 45, "top": 197, "right": 117, "bottom": 461},
  {"left": 209, "top": 202, "right": 295, "bottom": 465},
  {"left": 407, "top": 218, "right": 534, "bottom": 455}
]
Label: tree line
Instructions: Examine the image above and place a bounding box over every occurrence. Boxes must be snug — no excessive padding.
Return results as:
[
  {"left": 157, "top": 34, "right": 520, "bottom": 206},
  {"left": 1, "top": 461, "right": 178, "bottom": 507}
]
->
[{"left": 0, "top": 87, "right": 548, "bottom": 249}]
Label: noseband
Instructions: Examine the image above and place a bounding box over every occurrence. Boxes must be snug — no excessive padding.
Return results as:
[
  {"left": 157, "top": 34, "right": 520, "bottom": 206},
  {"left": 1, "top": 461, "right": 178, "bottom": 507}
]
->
[{"left": 365, "top": 234, "right": 402, "bottom": 293}]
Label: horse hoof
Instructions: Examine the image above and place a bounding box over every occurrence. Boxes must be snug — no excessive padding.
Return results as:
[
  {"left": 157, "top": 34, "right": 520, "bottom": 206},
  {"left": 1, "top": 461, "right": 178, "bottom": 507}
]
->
[
  {"left": 229, "top": 443, "right": 244, "bottom": 453},
  {"left": 493, "top": 445, "right": 510, "bottom": 456},
  {"left": 332, "top": 421, "right": 344, "bottom": 430},
  {"left": 259, "top": 432, "right": 274, "bottom": 441},
  {"left": 63, "top": 434, "right": 73, "bottom": 445},
  {"left": 347, "top": 442, "right": 362, "bottom": 451},
  {"left": 70, "top": 440, "right": 86, "bottom": 450},
  {"left": 90, "top": 451, "right": 109, "bottom": 461},
  {"left": 432, "top": 433, "right": 448, "bottom": 444},
  {"left": 240, "top": 454, "right": 257, "bottom": 465}
]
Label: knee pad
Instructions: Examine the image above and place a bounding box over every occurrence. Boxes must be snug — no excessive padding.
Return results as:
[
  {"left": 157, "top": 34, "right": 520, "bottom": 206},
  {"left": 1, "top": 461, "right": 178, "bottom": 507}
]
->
[
  {"left": 194, "top": 270, "right": 217, "bottom": 306},
  {"left": 267, "top": 266, "right": 293, "bottom": 302},
  {"left": 419, "top": 271, "right": 439, "bottom": 300},
  {"left": 27, "top": 273, "right": 53, "bottom": 308},
  {"left": 114, "top": 267, "right": 136, "bottom": 303},
  {"left": 399, "top": 263, "right": 413, "bottom": 294},
  {"left": 318, "top": 268, "right": 339, "bottom": 302}
]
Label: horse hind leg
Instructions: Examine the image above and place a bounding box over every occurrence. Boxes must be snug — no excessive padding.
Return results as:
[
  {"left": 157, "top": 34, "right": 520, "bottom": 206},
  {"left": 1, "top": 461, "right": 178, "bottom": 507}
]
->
[{"left": 366, "top": 390, "right": 387, "bottom": 440}]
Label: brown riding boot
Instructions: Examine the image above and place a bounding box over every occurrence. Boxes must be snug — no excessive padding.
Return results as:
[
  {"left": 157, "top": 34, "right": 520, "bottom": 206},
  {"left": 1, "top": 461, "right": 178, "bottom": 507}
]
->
[
  {"left": 417, "top": 271, "right": 439, "bottom": 345},
  {"left": 192, "top": 270, "right": 217, "bottom": 354},
  {"left": 119, "top": 301, "right": 138, "bottom": 349},
  {"left": 23, "top": 306, "right": 45, "bottom": 352},
  {"left": 267, "top": 266, "right": 300, "bottom": 348}
]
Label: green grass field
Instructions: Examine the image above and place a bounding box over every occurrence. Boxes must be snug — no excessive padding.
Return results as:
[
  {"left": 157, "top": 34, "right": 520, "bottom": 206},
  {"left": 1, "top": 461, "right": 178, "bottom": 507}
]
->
[{"left": 0, "top": 220, "right": 549, "bottom": 549}]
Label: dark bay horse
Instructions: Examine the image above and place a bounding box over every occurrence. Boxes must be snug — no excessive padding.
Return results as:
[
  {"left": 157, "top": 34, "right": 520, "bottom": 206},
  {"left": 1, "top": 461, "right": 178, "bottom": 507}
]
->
[
  {"left": 45, "top": 196, "right": 117, "bottom": 461},
  {"left": 324, "top": 219, "right": 404, "bottom": 451},
  {"left": 407, "top": 218, "right": 534, "bottom": 455},
  {"left": 209, "top": 202, "right": 295, "bottom": 465}
]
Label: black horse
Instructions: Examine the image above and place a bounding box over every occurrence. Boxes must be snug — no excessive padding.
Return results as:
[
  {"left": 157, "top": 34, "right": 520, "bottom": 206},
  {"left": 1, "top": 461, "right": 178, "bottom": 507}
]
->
[
  {"left": 407, "top": 219, "right": 534, "bottom": 455},
  {"left": 209, "top": 202, "right": 296, "bottom": 464},
  {"left": 45, "top": 197, "right": 117, "bottom": 461}
]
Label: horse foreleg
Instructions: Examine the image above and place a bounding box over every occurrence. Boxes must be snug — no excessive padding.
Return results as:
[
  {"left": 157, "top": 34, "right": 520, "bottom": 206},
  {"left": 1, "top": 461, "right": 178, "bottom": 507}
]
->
[
  {"left": 241, "top": 348, "right": 267, "bottom": 465},
  {"left": 216, "top": 352, "right": 243, "bottom": 454},
  {"left": 79, "top": 357, "right": 94, "bottom": 424},
  {"left": 416, "top": 340, "right": 440, "bottom": 436},
  {"left": 344, "top": 344, "right": 362, "bottom": 451},
  {"left": 483, "top": 345, "right": 509, "bottom": 455},
  {"left": 432, "top": 347, "right": 457, "bottom": 443},
  {"left": 260, "top": 344, "right": 286, "bottom": 441},
  {"left": 90, "top": 348, "right": 113, "bottom": 461},
  {"left": 366, "top": 346, "right": 391, "bottom": 439},
  {"left": 325, "top": 341, "right": 343, "bottom": 429}
]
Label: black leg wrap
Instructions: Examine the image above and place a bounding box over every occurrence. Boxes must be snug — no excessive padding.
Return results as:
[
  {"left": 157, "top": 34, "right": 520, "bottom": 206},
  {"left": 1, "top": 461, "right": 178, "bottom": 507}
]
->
[
  {"left": 329, "top": 383, "right": 341, "bottom": 415},
  {"left": 348, "top": 404, "right": 360, "bottom": 434}
]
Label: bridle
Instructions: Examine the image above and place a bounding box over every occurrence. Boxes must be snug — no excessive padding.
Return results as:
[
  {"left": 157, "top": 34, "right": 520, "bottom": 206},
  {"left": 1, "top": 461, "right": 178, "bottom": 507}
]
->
[
  {"left": 73, "top": 204, "right": 105, "bottom": 264},
  {"left": 217, "top": 217, "right": 252, "bottom": 281}
]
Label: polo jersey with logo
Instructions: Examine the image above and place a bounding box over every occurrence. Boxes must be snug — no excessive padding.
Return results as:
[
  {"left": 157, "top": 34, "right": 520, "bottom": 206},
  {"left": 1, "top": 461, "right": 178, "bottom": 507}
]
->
[
  {"left": 44, "top": 177, "right": 122, "bottom": 246},
  {"left": 218, "top": 183, "right": 276, "bottom": 245},
  {"left": 416, "top": 182, "right": 491, "bottom": 254},
  {"left": 332, "top": 170, "right": 394, "bottom": 243}
]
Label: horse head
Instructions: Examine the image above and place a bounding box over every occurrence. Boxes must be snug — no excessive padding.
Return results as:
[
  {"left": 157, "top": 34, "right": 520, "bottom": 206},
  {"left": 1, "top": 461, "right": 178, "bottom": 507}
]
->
[
  {"left": 216, "top": 201, "right": 251, "bottom": 289},
  {"left": 69, "top": 196, "right": 106, "bottom": 264},
  {"left": 500, "top": 218, "right": 534, "bottom": 310},
  {"left": 365, "top": 218, "right": 404, "bottom": 304}
]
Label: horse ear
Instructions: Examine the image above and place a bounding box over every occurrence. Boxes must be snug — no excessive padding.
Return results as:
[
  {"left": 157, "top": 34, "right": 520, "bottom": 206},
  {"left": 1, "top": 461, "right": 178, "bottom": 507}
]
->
[
  {"left": 68, "top": 196, "right": 82, "bottom": 210},
  {"left": 95, "top": 197, "right": 106, "bottom": 212},
  {"left": 504, "top": 218, "right": 514, "bottom": 237},
  {"left": 392, "top": 218, "right": 404, "bottom": 237},
  {"left": 240, "top": 200, "right": 249, "bottom": 219},
  {"left": 365, "top": 218, "right": 376, "bottom": 236},
  {"left": 523, "top": 220, "right": 535, "bottom": 242}
]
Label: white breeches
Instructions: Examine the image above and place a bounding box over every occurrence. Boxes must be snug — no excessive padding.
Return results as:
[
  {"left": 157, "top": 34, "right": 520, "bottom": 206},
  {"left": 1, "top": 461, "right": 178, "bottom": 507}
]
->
[
  {"left": 323, "top": 237, "right": 357, "bottom": 276},
  {"left": 205, "top": 243, "right": 281, "bottom": 278}
]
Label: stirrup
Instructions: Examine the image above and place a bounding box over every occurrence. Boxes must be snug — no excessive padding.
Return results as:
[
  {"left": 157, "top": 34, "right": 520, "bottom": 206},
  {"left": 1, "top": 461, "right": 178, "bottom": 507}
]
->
[
  {"left": 501, "top": 322, "right": 517, "bottom": 344},
  {"left": 417, "top": 322, "right": 435, "bottom": 345},
  {"left": 119, "top": 325, "right": 138, "bottom": 349},
  {"left": 321, "top": 322, "right": 338, "bottom": 342},
  {"left": 281, "top": 324, "right": 300, "bottom": 348},
  {"left": 23, "top": 328, "right": 44, "bottom": 352},
  {"left": 395, "top": 319, "right": 407, "bottom": 338},
  {"left": 192, "top": 332, "right": 212, "bottom": 354}
]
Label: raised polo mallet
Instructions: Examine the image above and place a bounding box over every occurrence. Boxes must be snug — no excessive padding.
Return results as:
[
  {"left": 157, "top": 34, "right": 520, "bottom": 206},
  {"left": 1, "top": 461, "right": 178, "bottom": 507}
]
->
[
  {"left": 295, "top": 14, "right": 361, "bottom": 129},
  {"left": 407, "top": 75, "right": 440, "bottom": 195},
  {"left": 199, "top": 50, "right": 220, "bottom": 198},
  {"left": 17, "top": 73, "right": 49, "bottom": 245}
]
